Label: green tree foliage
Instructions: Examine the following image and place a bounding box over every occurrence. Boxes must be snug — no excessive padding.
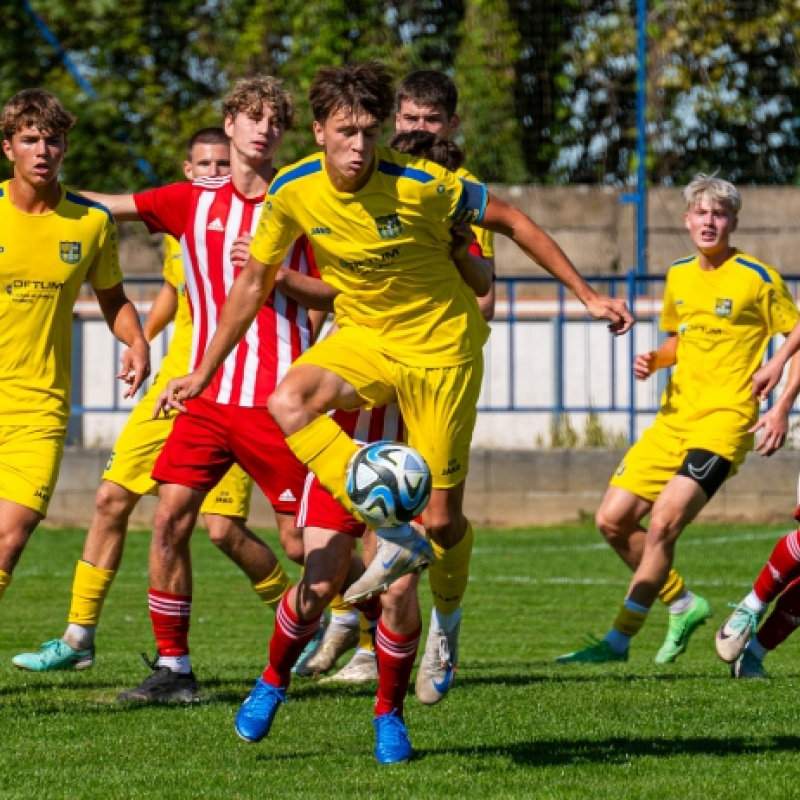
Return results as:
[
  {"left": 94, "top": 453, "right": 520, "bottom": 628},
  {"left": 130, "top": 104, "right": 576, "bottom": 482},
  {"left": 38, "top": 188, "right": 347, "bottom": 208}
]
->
[
  {"left": 0, "top": 1, "right": 248, "bottom": 189},
  {"left": 554, "top": 0, "right": 800, "bottom": 185},
  {"left": 454, "top": 0, "right": 529, "bottom": 182}
]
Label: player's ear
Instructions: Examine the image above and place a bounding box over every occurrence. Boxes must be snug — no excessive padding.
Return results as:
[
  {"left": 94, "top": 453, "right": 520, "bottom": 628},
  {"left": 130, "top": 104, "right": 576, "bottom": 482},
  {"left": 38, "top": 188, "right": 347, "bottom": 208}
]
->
[
  {"left": 223, "top": 114, "right": 235, "bottom": 140},
  {"left": 182, "top": 160, "right": 193, "bottom": 180},
  {"left": 447, "top": 113, "right": 461, "bottom": 136},
  {"left": 729, "top": 213, "right": 738, "bottom": 234},
  {"left": 1, "top": 138, "right": 13, "bottom": 163},
  {"left": 313, "top": 120, "right": 325, "bottom": 147},
  {"left": 683, "top": 211, "right": 691, "bottom": 232}
]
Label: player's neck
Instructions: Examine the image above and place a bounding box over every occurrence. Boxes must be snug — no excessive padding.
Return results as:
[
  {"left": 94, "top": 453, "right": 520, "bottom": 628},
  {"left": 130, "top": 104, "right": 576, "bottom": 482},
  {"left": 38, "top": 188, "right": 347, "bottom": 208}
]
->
[
  {"left": 697, "top": 244, "right": 734, "bottom": 271},
  {"left": 230, "top": 150, "right": 276, "bottom": 199},
  {"left": 8, "top": 176, "right": 61, "bottom": 214}
]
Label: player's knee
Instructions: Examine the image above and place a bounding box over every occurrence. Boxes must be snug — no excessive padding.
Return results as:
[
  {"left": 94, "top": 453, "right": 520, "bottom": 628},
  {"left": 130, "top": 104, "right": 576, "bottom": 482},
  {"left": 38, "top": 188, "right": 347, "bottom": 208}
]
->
[
  {"left": 0, "top": 527, "right": 33, "bottom": 569},
  {"left": 152, "top": 504, "right": 193, "bottom": 550},
  {"left": 295, "top": 576, "right": 337, "bottom": 618},
  {"left": 646, "top": 516, "right": 682, "bottom": 546},
  {"left": 94, "top": 481, "right": 135, "bottom": 522},
  {"left": 205, "top": 516, "right": 237, "bottom": 549},
  {"left": 423, "top": 512, "right": 461, "bottom": 549},
  {"left": 596, "top": 506, "right": 624, "bottom": 543},
  {"left": 279, "top": 526, "right": 304, "bottom": 564}
]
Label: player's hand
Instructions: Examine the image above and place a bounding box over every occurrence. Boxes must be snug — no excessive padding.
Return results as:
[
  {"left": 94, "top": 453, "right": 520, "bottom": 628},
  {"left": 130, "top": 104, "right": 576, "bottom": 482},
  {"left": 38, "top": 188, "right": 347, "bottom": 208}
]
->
[
  {"left": 633, "top": 352, "right": 655, "bottom": 381},
  {"left": 584, "top": 295, "right": 635, "bottom": 335},
  {"left": 449, "top": 222, "right": 475, "bottom": 262},
  {"left": 117, "top": 338, "right": 150, "bottom": 398},
  {"left": 230, "top": 233, "right": 253, "bottom": 269},
  {"left": 153, "top": 371, "right": 207, "bottom": 417},
  {"left": 750, "top": 406, "right": 790, "bottom": 457},
  {"left": 752, "top": 358, "right": 785, "bottom": 402}
]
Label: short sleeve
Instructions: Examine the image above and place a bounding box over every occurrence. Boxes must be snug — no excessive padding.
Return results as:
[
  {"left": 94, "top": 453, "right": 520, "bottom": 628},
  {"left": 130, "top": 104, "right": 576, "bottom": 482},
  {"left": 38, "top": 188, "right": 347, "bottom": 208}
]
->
[
  {"left": 763, "top": 273, "right": 800, "bottom": 337},
  {"left": 162, "top": 235, "right": 182, "bottom": 288},
  {"left": 449, "top": 178, "right": 488, "bottom": 224},
  {"left": 250, "top": 186, "right": 302, "bottom": 266},
  {"left": 87, "top": 216, "right": 122, "bottom": 290},
  {"left": 134, "top": 182, "right": 193, "bottom": 239},
  {"left": 659, "top": 270, "right": 679, "bottom": 333}
]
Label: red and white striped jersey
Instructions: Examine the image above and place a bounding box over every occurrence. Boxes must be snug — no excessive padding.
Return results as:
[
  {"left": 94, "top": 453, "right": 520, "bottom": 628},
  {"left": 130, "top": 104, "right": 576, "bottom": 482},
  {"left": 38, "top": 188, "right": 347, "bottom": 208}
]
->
[
  {"left": 333, "top": 404, "right": 404, "bottom": 444},
  {"left": 134, "top": 176, "right": 318, "bottom": 407}
]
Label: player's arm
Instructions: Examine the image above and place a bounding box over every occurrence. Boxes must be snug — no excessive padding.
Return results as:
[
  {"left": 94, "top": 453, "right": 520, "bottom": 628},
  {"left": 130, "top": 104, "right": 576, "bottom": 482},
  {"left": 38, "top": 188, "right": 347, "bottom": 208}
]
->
[
  {"left": 751, "top": 347, "right": 800, "bottom": 457},
  {"left": 479, "top": 193, "right": 634, "bottom": 334},
  {"left": 94, "top": 282, "right": 150, "bottom": 397},
  {"left": 633, "top": 333, "right": 677, "bottom": 381},
  {"left": 308, "top": 308, "right": 330, "bottom": 343},
  {"left": 477, "top": 257, "right": 496, "bottom": 322},
  {"left": 275, "top": 269, "right": 338, "bottom": 312},
  {"left": 450, "top": 222, "right": 493, "bottom": 298},
  {"left": 231, "top": 232, "right": 337, "bottom": 312},
  {"left": 155, "top": 254, "right": 280, "bottom": 415},
  {"left": 79, "top": 192, "right": 140, "bottom": 222},
  {"left": 753, "top": 320, "right": 800, "bottom": 400},
  {"left": 143, "top": 282, "right": 178, "bottom": 342}
]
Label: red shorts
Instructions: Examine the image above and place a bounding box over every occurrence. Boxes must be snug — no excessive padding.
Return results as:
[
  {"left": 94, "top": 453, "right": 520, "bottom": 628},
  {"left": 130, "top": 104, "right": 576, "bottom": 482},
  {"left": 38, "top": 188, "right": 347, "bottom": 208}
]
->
[
  {"left": 296, "top": 471, "right": 366, "bottom": 538},
  {"left": 153, "top": 397, "right": 306, "bottom": 514}
]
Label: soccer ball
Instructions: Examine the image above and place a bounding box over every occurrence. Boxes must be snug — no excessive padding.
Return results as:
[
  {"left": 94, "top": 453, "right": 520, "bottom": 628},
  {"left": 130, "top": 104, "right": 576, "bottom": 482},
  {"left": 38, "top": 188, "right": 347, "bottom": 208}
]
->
[{"left": 346, "top": 441, "right": 432, "bottom": 528}]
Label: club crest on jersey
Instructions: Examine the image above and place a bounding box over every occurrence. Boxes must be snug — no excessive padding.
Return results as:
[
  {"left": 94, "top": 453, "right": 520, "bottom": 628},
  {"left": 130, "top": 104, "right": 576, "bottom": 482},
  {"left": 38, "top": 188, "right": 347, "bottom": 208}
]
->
[
  {"left": 715, "top": 298, "right": 732, "bottom": 317},
  {"left": 375, "top": 214, "right": 403, "bottom": 240},
  {"left": 60, "top": 241, "right": 81, "bottom": 264}
]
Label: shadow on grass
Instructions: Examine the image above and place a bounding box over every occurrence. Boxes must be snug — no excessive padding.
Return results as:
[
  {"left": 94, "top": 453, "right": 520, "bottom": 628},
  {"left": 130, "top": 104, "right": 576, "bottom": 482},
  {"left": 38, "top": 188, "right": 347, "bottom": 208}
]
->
[{"left": 419, "top": 734, "right": 800, "bottom": 766}]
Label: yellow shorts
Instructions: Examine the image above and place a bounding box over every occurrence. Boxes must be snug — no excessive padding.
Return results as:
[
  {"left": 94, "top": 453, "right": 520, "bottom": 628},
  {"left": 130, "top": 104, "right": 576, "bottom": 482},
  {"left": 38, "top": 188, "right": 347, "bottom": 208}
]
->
[
  {"left": 103, "top": 372, "right": 253, "bottom": 518},
  {"left": 610, "top": 419, "right": 749, "bottom": 503},
  {"left": 0, "top": 426, "right": 65, "bottom": 516},
  {"left": 292, "top": 327, "right": 483, "bottom": 489}
]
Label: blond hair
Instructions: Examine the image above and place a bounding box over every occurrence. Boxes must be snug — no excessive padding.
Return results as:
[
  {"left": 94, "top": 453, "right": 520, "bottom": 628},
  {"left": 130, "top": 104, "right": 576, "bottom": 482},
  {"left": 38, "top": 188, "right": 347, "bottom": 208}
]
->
[
  {"left": 221, "top": 76, "right": 296, "bottom": 130},
  {"left": 683, "top": 173, "right": 741, "bottom": 215},
  {"left": 1, "top": 89, "right": 75, "bottom": 140}
]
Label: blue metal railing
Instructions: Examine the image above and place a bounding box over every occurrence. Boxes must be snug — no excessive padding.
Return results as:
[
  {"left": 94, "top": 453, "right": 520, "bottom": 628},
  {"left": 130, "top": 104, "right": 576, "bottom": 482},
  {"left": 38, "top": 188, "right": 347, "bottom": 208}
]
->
[{"left": 70, "top": 272, "right": 800, "bottom": 446}]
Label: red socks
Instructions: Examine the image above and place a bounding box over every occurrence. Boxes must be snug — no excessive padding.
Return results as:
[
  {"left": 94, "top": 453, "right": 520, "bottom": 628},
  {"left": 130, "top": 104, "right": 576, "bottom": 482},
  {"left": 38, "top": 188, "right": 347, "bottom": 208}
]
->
[
  {"left": 756, "top": 578, "right": 800, "bottom": 651},
  {"left": 149, "top": 589, "right": 191, "bottom": 656},
  {"left": 753, "top": 530, "right": 800, "bottom": 604},
  {"left": 374, "top": 620, "right": 420, "bottom": 718},
  {"left": 262, "top": 595, "right": 321, "bottom": 688}
]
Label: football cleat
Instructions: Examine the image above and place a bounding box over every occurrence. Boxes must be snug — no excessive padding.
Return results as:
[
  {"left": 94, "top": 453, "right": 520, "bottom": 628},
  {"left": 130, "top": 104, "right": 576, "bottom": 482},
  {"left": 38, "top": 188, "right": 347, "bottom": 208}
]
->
[
  {"left": 716, "top": 603, "right": 764, "bottom": 663},
  {"left": 373, "top": 710, "right": 412, "bottom": 765},
  {"left": 654, "top": 594, "right": 712, "bottom": 664},
  {"left": 12, "top": 639, "right": 94, "bottom": 672},
  {"left": 555, "top": 637, "right": 629, "bottom": 664},
  {"left": 343, "top": 524, "right": 433, "bottom": 604},
  {"left": 234, "top": 678, "right": 287, "bottom": 743},
  {"left": 415, "top": 618, "right": 459, "bottom": 705},
  {"left": 116, "top": 652, "right": 198, "bottom": 703},
  {"left": 296, "top": 622, "right": 360, "bottom": 677},
  {"left": 731, "top": 650, "right": 768, "bottom": 679},
  {"left": 319, "top": 649, "right": 378, "bottom": 684}
]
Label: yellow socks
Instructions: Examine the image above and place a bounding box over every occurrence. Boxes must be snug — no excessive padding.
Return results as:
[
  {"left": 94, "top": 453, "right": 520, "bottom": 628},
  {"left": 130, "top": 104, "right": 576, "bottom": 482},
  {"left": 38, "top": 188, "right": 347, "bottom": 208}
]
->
[
  {"left": 358, "top": 611, "right": 375, "bottom": 653},
  {"left": 612, "top": 600, "right": 649, "bottom": 637},
  {"left": 658, "top": 568, "right": 687, "bottom": 606},
  {"left": 428, "top": 520, "right": 474, "bottom": 616},
  {"left": 67, "top": 560, "right": 116, "bottom": 626},
  {"left": 252, "top": 562, "right": 291, "bottom": 611},
  {"left": 286, "top": 415, "right": 359, "bottom": 514},
  {"left": 0, "top": 569, "right": 11, "bottom": 602}
]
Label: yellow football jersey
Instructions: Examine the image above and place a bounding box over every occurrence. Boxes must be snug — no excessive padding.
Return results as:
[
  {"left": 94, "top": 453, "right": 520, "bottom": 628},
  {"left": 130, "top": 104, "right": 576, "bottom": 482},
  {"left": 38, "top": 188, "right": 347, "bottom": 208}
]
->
[
  {"left": 159, "top": 234, "right": 193, "bottom": 378},
  {"left": 658, "top": 250, "right": 799, "bottom": 442},
  {"left": 456, "top": 165, "right": 495, "bottom": 260},
  {"left": 250, "top": 146, "right": 490, "bottom": 367},
  {"left": 0, "top": 181, "right": 121, "bottom": 426}
]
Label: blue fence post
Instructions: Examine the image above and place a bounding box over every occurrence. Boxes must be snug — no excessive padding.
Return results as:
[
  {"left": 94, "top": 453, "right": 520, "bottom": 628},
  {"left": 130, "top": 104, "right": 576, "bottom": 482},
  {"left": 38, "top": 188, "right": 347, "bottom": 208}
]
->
[
  {"left": 68, "top": 316, "right": 84, "bottom": 446},
  {"left": 508, "top": 279, "right": 516, "bottom": 409},
  {"left": 553, "top": 283, "right": 566, "bottom": 432},
  {"left": 627, "top": 270, "right": 637, "bottom": 445}
]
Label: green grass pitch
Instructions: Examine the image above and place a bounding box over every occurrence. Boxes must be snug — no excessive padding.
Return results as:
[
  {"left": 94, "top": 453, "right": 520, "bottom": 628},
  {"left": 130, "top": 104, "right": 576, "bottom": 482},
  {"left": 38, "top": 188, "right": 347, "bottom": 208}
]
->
[{"left": 2, "top": 522, "right": 800, "bottom": 799}]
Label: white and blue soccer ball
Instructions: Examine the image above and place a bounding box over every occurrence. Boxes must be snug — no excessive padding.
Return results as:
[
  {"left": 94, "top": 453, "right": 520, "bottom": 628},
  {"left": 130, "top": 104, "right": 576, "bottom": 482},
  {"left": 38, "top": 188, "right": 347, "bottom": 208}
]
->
[{"left": 346, "top": 441, "right": 432, "bottom": 528}]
